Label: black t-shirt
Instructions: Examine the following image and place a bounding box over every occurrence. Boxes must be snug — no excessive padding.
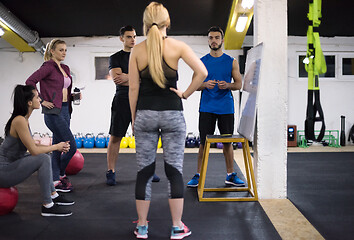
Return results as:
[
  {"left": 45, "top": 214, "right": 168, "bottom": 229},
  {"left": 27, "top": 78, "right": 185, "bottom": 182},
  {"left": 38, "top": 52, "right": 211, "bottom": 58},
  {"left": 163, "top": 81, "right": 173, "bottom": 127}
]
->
[{"left": 109, "top": 50, "right": 130, "bottom": 98}]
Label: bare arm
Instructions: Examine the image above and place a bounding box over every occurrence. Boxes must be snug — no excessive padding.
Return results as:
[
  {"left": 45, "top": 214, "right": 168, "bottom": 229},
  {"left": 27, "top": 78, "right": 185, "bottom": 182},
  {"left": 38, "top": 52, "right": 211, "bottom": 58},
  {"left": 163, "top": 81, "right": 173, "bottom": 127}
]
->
[
  {"left": 170, "top": 42, "right": 208, "bottom": 99},
  {"left": 26, "top": 63, "right": 55, "bottom": 108},
  {"left": 230, "top": 59, "right": 242, "bottom": 90},
  {"left": 11, "top": 116, "right": 69, "bottom": 156},
  {"left": 128, "top": 48, "right": 140, "bottom": 132},
  {"left": 217, "top": 59, "right": 242, "bottom": 90},
  {"left": 109, "top": 68, "right": 129, "bottom": 86}
]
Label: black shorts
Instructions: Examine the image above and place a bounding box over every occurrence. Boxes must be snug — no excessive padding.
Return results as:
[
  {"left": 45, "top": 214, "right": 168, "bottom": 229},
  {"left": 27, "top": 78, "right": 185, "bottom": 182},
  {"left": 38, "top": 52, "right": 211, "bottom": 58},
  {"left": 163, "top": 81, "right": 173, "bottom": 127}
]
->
[
  {"left": 199, "top": 112, "right": 234, "bottom": 145},
  {"left": 109, "top": 96, "right": 131, "bottom": 137}
]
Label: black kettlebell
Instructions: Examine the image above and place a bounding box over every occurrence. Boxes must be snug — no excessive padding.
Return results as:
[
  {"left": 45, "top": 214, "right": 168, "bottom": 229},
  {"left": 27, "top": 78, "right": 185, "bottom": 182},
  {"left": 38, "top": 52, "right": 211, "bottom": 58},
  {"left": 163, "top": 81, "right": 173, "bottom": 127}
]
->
[{"left": 185, "top": 132, "right": 196, "bottom": 148}]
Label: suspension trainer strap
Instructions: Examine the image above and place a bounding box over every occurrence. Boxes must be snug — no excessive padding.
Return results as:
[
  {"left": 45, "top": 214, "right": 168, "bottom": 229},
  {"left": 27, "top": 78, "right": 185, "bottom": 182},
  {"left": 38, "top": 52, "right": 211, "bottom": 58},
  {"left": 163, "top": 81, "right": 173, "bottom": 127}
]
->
[
  {"left": 305, "top": 90, "right": 325, "bottom": 141},
  {"left": 304, "top": 0, "right": 326, "bottom": 142}
]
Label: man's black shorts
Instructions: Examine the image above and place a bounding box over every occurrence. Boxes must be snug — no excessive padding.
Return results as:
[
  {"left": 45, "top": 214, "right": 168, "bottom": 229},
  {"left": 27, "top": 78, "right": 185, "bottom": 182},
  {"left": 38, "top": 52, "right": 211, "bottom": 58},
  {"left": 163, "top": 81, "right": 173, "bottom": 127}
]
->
[
  {"left": 199, "top": 112, "right": 234, "bottom": 145},
  {"left": 109, "top": 96, "right": 131, "bottom": 137}
]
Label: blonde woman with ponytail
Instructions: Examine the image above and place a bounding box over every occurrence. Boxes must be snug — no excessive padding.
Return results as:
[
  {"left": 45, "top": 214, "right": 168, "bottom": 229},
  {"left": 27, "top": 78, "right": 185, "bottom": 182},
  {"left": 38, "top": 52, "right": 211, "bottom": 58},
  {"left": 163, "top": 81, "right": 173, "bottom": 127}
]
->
[
  {"left": 26, "top": 39, "right": 77, "bottom": 193},
  {"left": 129, "top": 2, "right": 207, "bottom": 239}
]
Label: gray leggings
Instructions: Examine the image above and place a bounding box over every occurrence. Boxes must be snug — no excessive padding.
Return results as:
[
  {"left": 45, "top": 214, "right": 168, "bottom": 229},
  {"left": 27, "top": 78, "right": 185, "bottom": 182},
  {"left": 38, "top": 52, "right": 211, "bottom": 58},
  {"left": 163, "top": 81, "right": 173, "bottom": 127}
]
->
[
  {"left": 134, "top": 110, "right": 186, "bottom": 200},
  {"left": 0, "top": 154, "right": 55, "bottom": 204}
]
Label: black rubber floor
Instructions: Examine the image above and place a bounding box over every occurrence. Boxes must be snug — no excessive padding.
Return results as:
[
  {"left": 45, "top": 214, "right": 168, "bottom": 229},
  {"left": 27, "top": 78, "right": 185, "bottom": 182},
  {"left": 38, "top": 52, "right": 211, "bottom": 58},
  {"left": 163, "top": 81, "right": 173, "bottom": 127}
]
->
[
  {"left": 288, "top": 152, "right": 354, "bottom": 240},
  {"left": 0, "top": 152, "right": 280, "bottom": 240}
]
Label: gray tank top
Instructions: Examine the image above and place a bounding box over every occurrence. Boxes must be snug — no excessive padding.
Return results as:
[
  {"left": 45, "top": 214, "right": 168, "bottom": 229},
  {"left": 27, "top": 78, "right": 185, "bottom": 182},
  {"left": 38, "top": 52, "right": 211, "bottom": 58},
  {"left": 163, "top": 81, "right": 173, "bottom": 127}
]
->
[{"left": 0, "top": 134, "right": 28, "bottom": 168}]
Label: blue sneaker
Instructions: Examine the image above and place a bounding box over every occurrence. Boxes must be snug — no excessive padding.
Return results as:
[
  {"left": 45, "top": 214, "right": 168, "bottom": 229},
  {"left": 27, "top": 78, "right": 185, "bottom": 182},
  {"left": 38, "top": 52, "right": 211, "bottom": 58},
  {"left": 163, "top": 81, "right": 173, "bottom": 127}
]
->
[
  {"left": 106, "top": 170, "right": 116, "bottom": 186},
  {"left": 152, "top": 174, "right": 160, "bottom": 182},
  {"left": 225, "top": 172, "right": 245, "bottom": 187},
  {"left": 187, "top": 174, "right": 200, "bottom": 187},
  {"left": 171, "top": 222, "right": 191, "bottom": 239},
  {"left": 134, "top": 224, "right": 148, "bottom": 239}
]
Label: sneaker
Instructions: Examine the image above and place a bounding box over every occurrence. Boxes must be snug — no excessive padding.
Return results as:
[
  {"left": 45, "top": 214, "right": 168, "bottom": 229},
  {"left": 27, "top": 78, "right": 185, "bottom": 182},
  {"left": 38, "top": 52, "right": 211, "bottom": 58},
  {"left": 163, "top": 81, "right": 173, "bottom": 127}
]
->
[
  {"left": 171, "top": 222, "right": 191, "bottom": 240},
  {"left": 53, "top": 194, "right": 75, "bottom": 206},
  {"left": 60, "top": 175, "right": 73, "bottom": 189},
  {"left": 152, "top": 174, "right": 160, "bottom": 182},
  {"left": 106, "top": 170, "right": 116, "bottom": 186},
  {"left": 225, "top": 172, "right": 245, "bottom": 187},
  {"left": 41, "top": 203, "right": 72, "bottom": 217},
  {"left": 187, "top": 174, "right": 200, "bottom": 187},
  {"left": 134, "top": 224, "right": 148, "bottom": 239},
  {"left": 55, "top": 181, "right": 72, "bottom": 192}
]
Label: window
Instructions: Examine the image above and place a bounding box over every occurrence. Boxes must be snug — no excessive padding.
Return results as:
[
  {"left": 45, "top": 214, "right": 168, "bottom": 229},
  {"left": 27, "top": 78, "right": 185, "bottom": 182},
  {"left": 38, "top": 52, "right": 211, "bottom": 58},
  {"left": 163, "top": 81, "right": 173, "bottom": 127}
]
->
[
  {"left": 298, "top": 55, "right": 335, "bottom": 78},
  {"left": 342, "top": 58, "right": 354, "bottom": 76},
  {"left": 95, "top": 57, "right": 112, "bottom": 80}
]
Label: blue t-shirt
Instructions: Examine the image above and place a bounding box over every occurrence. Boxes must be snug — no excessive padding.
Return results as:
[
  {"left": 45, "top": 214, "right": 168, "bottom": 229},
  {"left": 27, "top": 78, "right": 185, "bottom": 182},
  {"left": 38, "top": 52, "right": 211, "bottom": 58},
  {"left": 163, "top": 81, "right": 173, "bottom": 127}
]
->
[{"left": 199, "top": 53, "right": 235, "bottom": 114}]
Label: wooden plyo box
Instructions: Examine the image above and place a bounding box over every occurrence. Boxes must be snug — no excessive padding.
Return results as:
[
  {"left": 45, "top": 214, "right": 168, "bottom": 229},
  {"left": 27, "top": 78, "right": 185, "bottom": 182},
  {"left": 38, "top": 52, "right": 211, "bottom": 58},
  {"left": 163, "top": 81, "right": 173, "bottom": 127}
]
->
[{"left": 197, "top": 135, "right": 258, "bottom": 202}]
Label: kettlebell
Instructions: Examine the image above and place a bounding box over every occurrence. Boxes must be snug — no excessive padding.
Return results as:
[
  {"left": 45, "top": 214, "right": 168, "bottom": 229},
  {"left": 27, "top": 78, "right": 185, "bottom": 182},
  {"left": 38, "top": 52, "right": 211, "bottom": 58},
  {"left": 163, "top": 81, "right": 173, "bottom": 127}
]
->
[
  {"left": 83, "top": 133, "right": 94, "bottom": 148},
  {"left": 128, "top": 136, "right": 136, "bottom": 148},
  {"left": 185, "top": 132, "right": 196, "bottom": 148},
  {"left": 157, "top": 137, "right": 162, "bottom": 149},
  {"left": 216, "top": 142, "right": 223, "bottom": 149},
  {"left": 75, "top": 133, "right": 83, "bottom": 148},
  {"left": 95, "top": 133, "right": 106, "bottom": 148},
  {"left": 32, "top": 132, "right": 42, "bottom": 145},
  {"left": 120, "top": 137, "right": 129, "bottom": 148},
  {"left": 195, "top": 136, "right": 200, "bottom": 148},
  {"left": 41, "top": 133, "right": 52, "bottom": 146}
]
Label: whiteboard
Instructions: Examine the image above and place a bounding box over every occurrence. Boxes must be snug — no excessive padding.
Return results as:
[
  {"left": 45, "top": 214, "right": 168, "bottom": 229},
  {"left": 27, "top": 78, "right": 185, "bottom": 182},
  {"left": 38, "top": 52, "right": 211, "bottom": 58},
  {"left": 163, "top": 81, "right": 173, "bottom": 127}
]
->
[{"left": 237, "top": 43, "right": 264, "bottom": 142}]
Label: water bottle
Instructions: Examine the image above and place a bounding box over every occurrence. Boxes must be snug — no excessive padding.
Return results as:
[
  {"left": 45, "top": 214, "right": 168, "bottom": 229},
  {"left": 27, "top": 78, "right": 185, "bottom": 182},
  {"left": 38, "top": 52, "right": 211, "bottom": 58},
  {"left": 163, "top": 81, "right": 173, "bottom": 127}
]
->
[{"left": 73, "top": 87, "right": 81, "bottom": 105}]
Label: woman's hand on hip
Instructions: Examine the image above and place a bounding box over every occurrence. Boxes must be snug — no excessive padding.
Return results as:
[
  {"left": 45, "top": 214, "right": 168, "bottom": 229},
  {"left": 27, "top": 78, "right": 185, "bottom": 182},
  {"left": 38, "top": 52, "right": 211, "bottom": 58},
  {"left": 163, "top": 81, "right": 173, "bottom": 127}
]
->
[
  {"left": 41, "top": 101, "right": 54, "bottom": 109},
  {"left": 170, "top": 87, "right": 183, "bottom": 98}
]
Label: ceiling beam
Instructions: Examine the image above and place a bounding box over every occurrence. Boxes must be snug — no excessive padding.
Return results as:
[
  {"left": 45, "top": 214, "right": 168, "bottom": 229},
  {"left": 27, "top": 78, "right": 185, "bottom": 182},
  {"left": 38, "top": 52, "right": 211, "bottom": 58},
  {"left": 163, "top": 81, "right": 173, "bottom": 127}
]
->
[
  {"left": 224, "top": 0, "right": 254, "bottom": 50},
  {"left": 0, "top": 20, "right": 35, "bottom": 52}
]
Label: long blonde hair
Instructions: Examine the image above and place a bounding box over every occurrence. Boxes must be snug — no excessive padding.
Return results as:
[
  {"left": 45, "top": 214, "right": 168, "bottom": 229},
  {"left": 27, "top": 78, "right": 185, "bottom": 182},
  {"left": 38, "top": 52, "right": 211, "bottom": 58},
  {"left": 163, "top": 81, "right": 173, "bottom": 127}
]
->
[
  {"left": 143, "top": 2, "right": 170, "bottom": 88},
  {"left": 43, "top": 39, "right": 66, "bottom": 62}
]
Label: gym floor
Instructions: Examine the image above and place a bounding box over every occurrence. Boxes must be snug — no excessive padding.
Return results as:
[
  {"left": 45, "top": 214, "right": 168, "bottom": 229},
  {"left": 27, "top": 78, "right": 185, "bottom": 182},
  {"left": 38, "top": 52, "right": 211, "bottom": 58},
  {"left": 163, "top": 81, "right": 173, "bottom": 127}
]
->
[{"left": 0, "top": 146, "right": 353, "bottom": 240}]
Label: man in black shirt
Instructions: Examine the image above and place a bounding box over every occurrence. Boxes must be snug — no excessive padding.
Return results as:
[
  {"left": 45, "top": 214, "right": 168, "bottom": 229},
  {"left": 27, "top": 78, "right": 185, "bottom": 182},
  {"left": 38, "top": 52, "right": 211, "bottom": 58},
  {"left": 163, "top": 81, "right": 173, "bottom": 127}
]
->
[{"left": 106, "top": 26, "right": 136, "bottom": 185}]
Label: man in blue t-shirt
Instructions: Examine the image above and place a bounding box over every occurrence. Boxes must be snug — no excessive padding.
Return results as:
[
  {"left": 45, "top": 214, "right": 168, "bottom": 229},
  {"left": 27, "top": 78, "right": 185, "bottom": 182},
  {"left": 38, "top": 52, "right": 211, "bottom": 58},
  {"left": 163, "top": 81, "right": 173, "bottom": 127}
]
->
[{"left": 187, "top": 26, "right": 245, "bottom": 188}]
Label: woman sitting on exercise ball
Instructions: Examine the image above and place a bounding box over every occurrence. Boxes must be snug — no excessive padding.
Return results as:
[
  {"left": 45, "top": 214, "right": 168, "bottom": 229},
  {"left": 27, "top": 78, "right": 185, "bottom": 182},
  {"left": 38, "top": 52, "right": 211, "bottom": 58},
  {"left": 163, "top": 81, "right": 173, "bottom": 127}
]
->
[{"left": 0, "top": 85, "right": 74, "bottom": 217}]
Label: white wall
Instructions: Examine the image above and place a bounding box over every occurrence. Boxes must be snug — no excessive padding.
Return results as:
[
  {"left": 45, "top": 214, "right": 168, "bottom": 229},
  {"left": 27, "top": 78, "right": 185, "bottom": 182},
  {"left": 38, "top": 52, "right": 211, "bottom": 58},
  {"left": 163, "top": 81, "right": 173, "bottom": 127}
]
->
[
  {"left": 0, "top": 36, "right": 242, "bottom": 137},
  {"left": 288, "top": 36, "right": 354, "bottom": 145},
  {"left": 1, "top": 35, "right": 353, "bottom": 142}
]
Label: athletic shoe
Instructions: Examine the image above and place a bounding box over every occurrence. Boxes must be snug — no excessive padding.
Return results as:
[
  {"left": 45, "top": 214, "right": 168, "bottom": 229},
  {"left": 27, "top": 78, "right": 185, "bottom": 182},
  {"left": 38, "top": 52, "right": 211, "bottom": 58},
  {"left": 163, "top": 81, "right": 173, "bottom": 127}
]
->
[
  {"left": 60, "top": 175, "right": 73, "bottom": 189},
  {"left": 152, "top": 174, "right": 160, "bottom": 182},
  {"left": 41, "top": 204, "right": 72, "bottom": 217},
  {"left": 187, "top": 174, "right": 200, "bottom": 187},
  {"left": 55, "top": 181, "right": 72, "bottom": 192},
  {"left": 106, "top": 170, "right": 116, "bottom": 186},
  {"left": 170, "top": 222, "right": 191, "bottom": 239},
  {"left": 53, "top": 194, "right": 75, "bottom": 206},
  {"left": 134, "top": 224, "right": 148, "bottom": 239},
  {"left": 225, "top": 172, "right": 245, "bottom": 187}
]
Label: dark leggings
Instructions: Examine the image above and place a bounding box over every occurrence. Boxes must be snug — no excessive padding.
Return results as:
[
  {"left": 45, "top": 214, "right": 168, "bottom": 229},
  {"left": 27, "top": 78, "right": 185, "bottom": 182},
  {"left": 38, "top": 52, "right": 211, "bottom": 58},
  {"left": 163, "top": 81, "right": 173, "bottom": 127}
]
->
[
  {"left": 134, "top": 110, "right": 186, "bottom": 200},
  {"left": 44, "top": 103, "right": 77, "bottom": 181},
  {"left": 0, "top": 154, "right": 55, "bottom": 204}
]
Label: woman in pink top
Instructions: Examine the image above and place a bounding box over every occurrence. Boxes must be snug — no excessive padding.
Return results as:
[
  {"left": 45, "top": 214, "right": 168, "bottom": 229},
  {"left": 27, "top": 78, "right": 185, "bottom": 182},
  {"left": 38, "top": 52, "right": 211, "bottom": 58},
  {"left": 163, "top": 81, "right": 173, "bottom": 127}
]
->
[{"left": 26, "top": 39, "right": 77, "bottom": 193}]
